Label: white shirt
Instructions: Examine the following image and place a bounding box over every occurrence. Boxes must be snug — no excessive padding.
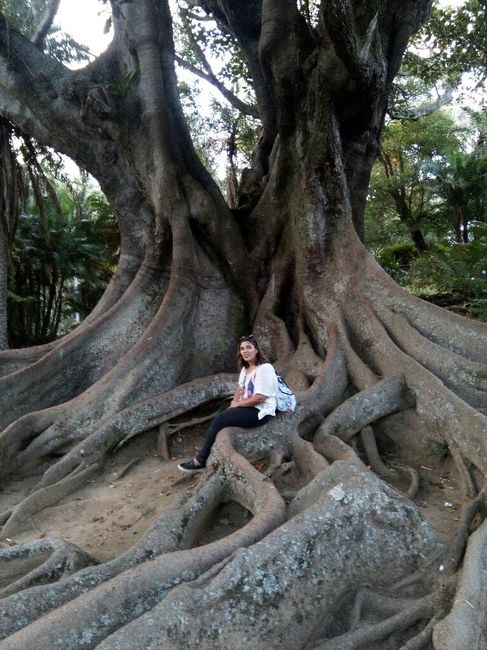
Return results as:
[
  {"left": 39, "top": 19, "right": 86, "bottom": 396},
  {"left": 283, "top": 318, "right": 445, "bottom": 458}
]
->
[{"left": 238, "top": 363, "right": 278, "bottom": 419}]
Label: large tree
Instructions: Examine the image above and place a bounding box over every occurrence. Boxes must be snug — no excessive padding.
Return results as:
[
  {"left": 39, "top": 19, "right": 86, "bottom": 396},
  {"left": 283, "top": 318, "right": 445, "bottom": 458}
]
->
[{"left": 0, "top": 1, "right": 486, "bottom": 648}]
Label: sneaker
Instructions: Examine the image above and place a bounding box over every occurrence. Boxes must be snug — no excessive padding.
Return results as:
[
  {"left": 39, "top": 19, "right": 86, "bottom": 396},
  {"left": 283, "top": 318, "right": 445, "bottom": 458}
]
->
[{"left": 177, "top": 459, "right": 205, "bottom": 473}]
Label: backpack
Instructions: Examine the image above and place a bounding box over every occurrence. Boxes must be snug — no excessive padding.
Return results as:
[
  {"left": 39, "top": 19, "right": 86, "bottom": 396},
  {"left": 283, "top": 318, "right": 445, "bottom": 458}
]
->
[{"left": 276, "top": 375, "right": 296, "bottom": 413}]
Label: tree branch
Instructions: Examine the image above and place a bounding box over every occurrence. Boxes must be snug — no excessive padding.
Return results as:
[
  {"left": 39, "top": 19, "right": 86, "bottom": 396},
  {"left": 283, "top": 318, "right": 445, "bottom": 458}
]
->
[
  {"left": 0, "top": 14, "right": 95, "bottom": 157},
  {"left": 197, "top": 0, "right": 278, "bottom": 150},
  {"left": 388, "top": 84, "right": 454, "bottom": 121},
  {"left": 174, "top": 54, "right": 259, "bottom": 118},
  {"left": 320, "top": 0, "right": 382, "bottom": 88},
  {"left": 320, "top": 0, "right": 433, "bottom": 93},
  {"left": 178, "top": 7, "right": 259, "bottom": 117},
  {"left": 32, "top": 0, "right": 61, "bottom": 50}
]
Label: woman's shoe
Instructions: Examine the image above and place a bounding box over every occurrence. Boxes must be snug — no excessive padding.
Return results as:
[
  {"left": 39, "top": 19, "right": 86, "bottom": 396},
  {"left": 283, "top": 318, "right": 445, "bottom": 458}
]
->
[{"left": 177, "top": 459, "right": 205, "bottom": 472}]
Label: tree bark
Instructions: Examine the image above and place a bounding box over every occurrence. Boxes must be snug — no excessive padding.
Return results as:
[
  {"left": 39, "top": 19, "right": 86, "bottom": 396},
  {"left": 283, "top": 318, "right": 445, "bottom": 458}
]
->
[{"left": 0, "top": 1, "right": 487, "bottom": 648}]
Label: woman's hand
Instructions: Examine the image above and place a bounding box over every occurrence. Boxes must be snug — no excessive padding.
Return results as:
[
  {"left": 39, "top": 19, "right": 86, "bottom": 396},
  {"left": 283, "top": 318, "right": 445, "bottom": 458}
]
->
[
  {"left": 230, "top": 386, "right": 243, "bottom": 408},
  {"left": 230, "top": 393, "right": 267, "bottom": 408},
  {"left": 234, "top": 386, "right": 243, "bottom": 400}
]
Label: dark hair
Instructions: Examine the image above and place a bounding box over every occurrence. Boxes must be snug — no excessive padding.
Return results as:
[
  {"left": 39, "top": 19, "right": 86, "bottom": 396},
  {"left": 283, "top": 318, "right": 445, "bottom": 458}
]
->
[{"left": 237, "top": 335, "right": 266, "bottom": 369}]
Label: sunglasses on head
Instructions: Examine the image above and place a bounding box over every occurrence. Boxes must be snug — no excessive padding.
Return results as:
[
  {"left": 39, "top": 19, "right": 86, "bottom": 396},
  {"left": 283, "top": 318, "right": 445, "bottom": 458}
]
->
[{"left": 239, "top": 334, "right": 257, "bottom": 342}]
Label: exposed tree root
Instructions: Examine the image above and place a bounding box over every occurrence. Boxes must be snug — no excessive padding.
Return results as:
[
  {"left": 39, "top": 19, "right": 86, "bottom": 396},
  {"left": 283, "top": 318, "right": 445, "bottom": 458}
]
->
[
  {"left": 0, "top": 251, "right": 146, "bottom": 379},
  {"left": 0, "top": 247, "right": 242, "bottom": 483},
  {"left": 0, "top": 463, "right": 100, "bottom": 538},
  {"left": 345, "top": 303, "right": 487, "bottom": 475},
  {"left": 442, "top": 485, "right": 487, "bottom": 575},
  {"left": 403, "top": 465, "right": 420, "bottom": 500},
  {"left": 0, "top": 475, "right": 230, "bottom": 640},
  {"left": 399, "top": 615, "right": 440, "bottom": 650},
  {"left": 0, "top": 258, "right": 168, "bottom": 429},
  {"left": 335, "top": 316, "right": 378, "bottom": 390},
  {"left": 316, "top": 596, "right": 435, "bottom": 649},
  {"left": 0, "top": 288, "right": 485, "bottom": 650},
  {"left": 365, "top": 258, "right": 487, "bottom": 362},
  {"left": 433, "top": 517, "right": 487, "bottom": 649},
  {"left": 450, "top": 444, "right": 477, "bottom": 498},
  {"left": 14, "top": 374, "right": 234, "bottom": 481},
  {"left": 0, "top": 322, "right": 344, "bottom": 541},
  {"left": 315, "top": 376, "right": 415, "bottom": 442},
  {"left": 113, "top": 457, "right": 145, "bottom": 481},
  {"left": 92, "top": 459, "right": 437, "bottom": 650},
  {"left": 0, "top": 375, "right": 235, "bottom": 539},
  {"left": 360, "top": 425, "right": 398, "bottom": 479},
  {"left": 0, "top": 539, "right": 97, "bottom": 599},
  {"left": 155, "top": 405, "right": 225, "bottom": 461},
  {"left": 0, "top": 428, "right": 286, "bottom": 648},
  {"left": 290, "top": 435, "right": 330, "bottom": 480},
  {"left": 263, "top": 448, "right": 286, "bottom": 477},
  {"left": 311, "top": 579, "right": 456, "bottom": 650},
  {"left": 376, "top": 304, "right": 487, "bottom": 412}
]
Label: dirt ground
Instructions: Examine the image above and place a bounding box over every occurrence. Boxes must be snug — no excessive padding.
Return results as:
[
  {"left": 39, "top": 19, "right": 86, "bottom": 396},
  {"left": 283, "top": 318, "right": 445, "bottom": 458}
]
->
[{"left": 0, "top": 425, "right": 468, "bottom": 566}]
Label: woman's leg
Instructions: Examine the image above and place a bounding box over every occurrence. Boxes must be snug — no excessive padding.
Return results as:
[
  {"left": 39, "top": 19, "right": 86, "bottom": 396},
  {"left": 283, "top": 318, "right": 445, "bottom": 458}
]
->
[{"left": 196, "top": 408, "right": 271, "bottom": 466}]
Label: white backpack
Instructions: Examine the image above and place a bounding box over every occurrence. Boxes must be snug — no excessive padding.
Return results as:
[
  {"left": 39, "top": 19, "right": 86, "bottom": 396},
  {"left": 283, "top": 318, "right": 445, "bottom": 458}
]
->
[{"left": 276, "top": 375, "right": 296, "bottom": 413}]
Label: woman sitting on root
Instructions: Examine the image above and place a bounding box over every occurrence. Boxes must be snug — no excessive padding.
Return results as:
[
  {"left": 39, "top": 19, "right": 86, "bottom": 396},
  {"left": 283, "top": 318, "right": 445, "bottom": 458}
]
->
[{"left": 178, "top": 334, "right": 278, "bottom": 472}]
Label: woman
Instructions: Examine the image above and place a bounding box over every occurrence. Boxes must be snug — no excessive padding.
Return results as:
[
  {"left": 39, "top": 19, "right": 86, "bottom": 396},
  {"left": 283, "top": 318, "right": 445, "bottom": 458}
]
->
[{"left": 178, "top": 335, "right": 278, "bottom": 472}]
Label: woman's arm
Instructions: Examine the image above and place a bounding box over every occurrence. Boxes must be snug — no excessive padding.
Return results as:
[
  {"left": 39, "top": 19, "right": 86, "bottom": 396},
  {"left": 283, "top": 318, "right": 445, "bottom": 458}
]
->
[{"left": 230, "top": 393, "right": 267, "bottom": 408}]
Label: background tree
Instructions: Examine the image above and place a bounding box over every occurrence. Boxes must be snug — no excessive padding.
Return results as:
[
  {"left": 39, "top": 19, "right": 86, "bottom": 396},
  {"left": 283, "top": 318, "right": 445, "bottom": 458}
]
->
[
  {"left": 0, "top": 0, "right": 89, "bottom": 349},
  {"left": 389, "top": 0, "right": 486, "bottom": 121},
  {"left": 366, "top": 107, "right": 487, "bottom": 317},
  {"left": 8, "top": 175, "right": 118, "bottom": 346},
  {"left": 369, "top": 110, "right": 462, "bottom": 253},
  {"left": 0, "top": 1, "right": 486, "bottom": 649},
  {"left": 431, "top": 145, "right": 487, "bottom": 243}
]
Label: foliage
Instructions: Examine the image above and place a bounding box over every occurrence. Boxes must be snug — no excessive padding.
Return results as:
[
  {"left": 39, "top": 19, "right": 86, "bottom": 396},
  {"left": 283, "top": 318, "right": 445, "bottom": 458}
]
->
[
  {"left": 368, "top": 105, "right": 487, "bottom": 319},
  {"left": 374, "top": 241, "right": 418, "bottom": 283},
  {"left": 409, "top": 222, "right": 487, "bottom": 319},
  {"left": 178, "top": 81, "right": 258, "bottom": 202},
  {"left": 176, "top": 2, "right": 254, "bottom": 93},
  {"left": 173, "top": 0, "right": 258, "bottom": 199},
  {"left": 408, "top": 0, "right": 487, "bottom": 88},
  {"left": 390, "top": 0, "right": 486, "bottom": 120},
  {"left": 107, "top": 71, "right": 138, "bottom": 96},
  {"left": 8, "top": 176, "right": 118, "bottom": 346},
  {"left": 367, "top": 107, "right": 486, "bottom": 241},
  {"left": 366, "top": 110, "right": 464, "bottom": 252},
  {"left": 0, "top": 0, "right": 89, "bottom": 64},
  {"left": 427, "top": 145, "right": 487, "bottom": 242},
  {"left": 375, "top": 224, "right": 487, "bottom": 320}
]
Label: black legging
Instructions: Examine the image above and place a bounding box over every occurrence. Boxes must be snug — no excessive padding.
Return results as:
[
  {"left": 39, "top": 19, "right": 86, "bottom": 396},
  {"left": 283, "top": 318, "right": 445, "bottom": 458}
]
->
[{"left": 196, "top": 407, "right": 272, "bottom": 465}]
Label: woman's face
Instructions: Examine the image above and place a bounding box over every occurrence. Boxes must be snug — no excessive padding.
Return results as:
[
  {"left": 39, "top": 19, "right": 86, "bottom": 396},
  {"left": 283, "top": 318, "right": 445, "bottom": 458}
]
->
[{"left": 240, "top": 340, "right": 258, "bottom": 365}]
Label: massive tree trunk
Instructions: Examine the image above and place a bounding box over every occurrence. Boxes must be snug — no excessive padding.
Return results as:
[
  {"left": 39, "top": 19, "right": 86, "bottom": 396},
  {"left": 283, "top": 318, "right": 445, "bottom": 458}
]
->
[{"left": 0, "top": 1, "right": 487, "bottom": 648}]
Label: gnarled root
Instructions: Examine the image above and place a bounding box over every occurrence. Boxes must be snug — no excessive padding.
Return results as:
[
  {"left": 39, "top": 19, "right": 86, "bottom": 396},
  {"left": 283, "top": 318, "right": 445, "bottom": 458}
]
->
[
  {"left": 311, "top": 579, "right": 456, "bottom": 650},
  {"left": 433, "top": 515, "right": 487, "bottom": 649},
  {"left": 0, "top": 539, "right": 97, "bottom": 599},
  {"left": 0, "top": 428, "right": 285, "bottom": 647},
  {"left": 0, "top": 375, "right": 236, "bottom": 539},
  {"left": 0, "top": 463, "right": 100, "bottom": 539},
  {"left": 316, "top": 376, "right": 415, "bottom": 442},
  {"left": 94, "top": 459, "right": 438, "bottom": 650},
  {"left": 442, "top": 485, "right": 487, "bottom": 575},
  {"left": 0, "top": 257, "right": 167, "bottom": 430},
  {"left": 360, "top": 425, "right": 398, "bottom": 479}
]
